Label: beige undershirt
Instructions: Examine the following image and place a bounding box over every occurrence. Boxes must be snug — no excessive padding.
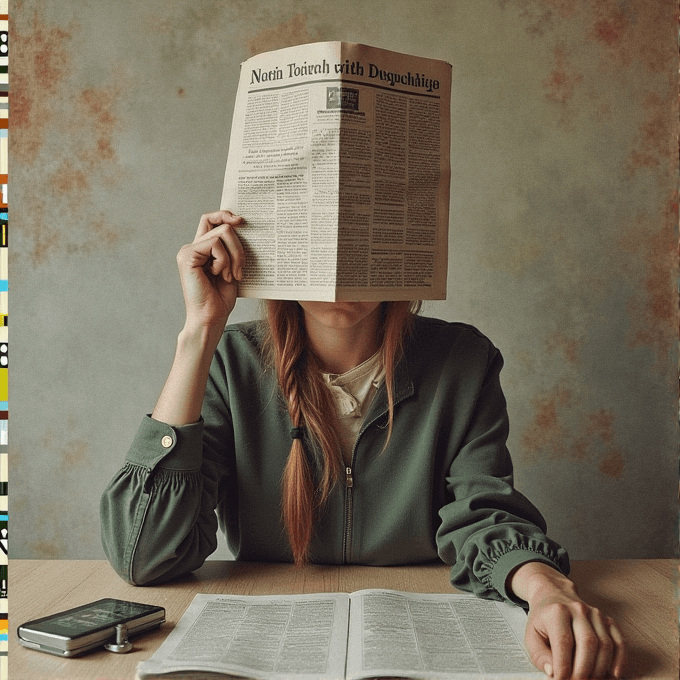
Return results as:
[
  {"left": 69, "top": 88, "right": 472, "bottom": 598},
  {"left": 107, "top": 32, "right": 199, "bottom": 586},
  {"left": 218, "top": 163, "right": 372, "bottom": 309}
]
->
[{"left": 322, "top": 350, "right": 385, "bottom": 465}]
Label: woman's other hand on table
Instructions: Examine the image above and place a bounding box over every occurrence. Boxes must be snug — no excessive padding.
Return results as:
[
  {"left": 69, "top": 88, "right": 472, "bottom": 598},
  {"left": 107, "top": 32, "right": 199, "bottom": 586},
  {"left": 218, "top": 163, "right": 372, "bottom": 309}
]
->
[{"left": 509, "top": 561, "right": 626, "bottom": 679}]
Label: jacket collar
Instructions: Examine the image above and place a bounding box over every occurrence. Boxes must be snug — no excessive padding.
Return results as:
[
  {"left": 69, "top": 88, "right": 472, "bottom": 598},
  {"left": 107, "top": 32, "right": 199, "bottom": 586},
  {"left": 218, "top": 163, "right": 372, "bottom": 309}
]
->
[{"left": 362, "top": 329, "right": 416, "bottom": 425}]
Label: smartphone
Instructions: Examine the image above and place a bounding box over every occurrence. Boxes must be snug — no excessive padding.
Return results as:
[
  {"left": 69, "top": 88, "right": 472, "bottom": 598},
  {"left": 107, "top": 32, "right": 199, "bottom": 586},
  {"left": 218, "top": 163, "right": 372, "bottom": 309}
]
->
[{"left": 17, "top": 598, "right": 165, "bottom": 657}]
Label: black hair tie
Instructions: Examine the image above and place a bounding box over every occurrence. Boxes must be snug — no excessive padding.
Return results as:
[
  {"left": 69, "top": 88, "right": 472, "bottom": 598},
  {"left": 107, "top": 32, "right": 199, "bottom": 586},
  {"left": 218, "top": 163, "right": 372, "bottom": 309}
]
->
[{"left": 290, "top": 427, "right": 304, "bottom": 440}]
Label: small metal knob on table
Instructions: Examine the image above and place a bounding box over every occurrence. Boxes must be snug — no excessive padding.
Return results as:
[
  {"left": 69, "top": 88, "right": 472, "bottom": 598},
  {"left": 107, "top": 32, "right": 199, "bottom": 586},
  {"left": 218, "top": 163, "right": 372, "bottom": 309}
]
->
[{"left": 105, "top": 623, "right": 133, "bottom": 653}]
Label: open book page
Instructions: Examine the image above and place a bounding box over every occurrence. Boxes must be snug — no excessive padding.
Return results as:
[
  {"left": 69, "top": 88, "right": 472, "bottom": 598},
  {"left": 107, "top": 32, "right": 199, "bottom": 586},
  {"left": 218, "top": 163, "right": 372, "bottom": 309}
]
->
[
  {"left": 135, "top": 593, "right": 350, "bottom": 680},
  {"left": 221, "top": 41, "right": 451, "bottom": 302},
  {"left": 345, "top": 590, "right": 544, "bottom": 680}
]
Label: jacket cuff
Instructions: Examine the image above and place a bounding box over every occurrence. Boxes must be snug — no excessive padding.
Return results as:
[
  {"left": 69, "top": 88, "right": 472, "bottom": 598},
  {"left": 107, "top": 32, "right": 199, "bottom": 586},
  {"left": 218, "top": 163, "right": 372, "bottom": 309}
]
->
[
  {"left": 490, "top": 549, "right": 565, "bottom": 607},
  {"left": 125, "top": 415, "right": 204, "bottom": 472}
]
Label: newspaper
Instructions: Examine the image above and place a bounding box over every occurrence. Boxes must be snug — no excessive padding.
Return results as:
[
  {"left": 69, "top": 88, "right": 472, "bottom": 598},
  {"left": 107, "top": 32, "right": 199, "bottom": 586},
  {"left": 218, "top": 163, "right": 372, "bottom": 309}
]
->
[
  {"left": 135, "top": 590, "right": 543, "bottom": 680},
  {"left": 220, "top": 42, "right": 452, "bottom": 302}
]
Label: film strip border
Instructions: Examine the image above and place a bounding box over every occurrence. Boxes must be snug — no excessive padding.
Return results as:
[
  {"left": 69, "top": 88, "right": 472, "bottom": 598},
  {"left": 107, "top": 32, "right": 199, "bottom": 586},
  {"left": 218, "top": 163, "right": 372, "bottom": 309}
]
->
[{"left": 0, "top": 1, "right": 7, "bottom": 676}]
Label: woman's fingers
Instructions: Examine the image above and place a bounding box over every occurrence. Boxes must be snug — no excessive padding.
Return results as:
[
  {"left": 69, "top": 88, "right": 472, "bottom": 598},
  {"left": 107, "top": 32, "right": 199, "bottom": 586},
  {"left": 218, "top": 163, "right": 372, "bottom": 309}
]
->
[
  {"left": 523, "top": 622, "right": 553, "bottom": 676},
  {"left": 177, "top": 234, "right": 227, "bottom": 277},
  {"left": 526, "top": 600, "right": 625, "bottom": 680},
  {"left": 543, "top": 606, "right": 575, "bottom": 679},
  {"left": 202, "top": 235, "right": 231, "bottom": 281},
  {"left": 610, "top": 620, "right": 627, "bottom": 679},
  {"left": 569, "top": 605, "right": 603, "bottom": 678},
  {"left": 570, "top": 607, "right": 625, "bottom": 679},
  {"left": 194, "top": 210, "right": 242, "bottom": 240},
  {"left": 173, "top": 210, "right": 246, "bottom": 329},
  {"left": 582, "top": 610, "right": 615, "bottom": 678},
  {"left": 192, "top": 211, "right": 245, "bottom": 282},
  {"left": 515, "top": 564, "right": 626, "bottom": 680}
]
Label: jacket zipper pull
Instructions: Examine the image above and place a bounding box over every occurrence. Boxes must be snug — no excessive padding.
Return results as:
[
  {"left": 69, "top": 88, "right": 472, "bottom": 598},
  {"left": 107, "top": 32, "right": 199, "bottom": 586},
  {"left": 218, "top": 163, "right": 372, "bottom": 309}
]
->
[{"left": 345, "top": 466, "right": 353, "bottom": 488}]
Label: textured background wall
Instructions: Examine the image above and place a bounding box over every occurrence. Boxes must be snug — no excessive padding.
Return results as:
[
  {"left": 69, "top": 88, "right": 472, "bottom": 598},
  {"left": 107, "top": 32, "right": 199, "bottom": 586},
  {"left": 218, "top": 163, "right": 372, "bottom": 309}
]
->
[{"left": 10, "top": 0, "right": 677, "bottom": 562}]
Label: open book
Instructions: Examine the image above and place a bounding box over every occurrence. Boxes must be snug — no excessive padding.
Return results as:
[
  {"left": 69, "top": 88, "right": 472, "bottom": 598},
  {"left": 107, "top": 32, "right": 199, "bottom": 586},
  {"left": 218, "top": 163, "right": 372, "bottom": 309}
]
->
[
  {"left": 220, "top": 42, "right": 452, "bottom": 302},
  {"left": 135, "top": 590, "right": 543, "bottom": 680}
]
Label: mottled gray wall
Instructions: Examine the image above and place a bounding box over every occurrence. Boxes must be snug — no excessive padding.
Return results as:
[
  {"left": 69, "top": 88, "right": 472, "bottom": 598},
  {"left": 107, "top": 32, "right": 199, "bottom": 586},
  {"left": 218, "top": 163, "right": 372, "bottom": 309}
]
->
[{"left": 10, "top": 0, "right": 677, "bottom": 561}]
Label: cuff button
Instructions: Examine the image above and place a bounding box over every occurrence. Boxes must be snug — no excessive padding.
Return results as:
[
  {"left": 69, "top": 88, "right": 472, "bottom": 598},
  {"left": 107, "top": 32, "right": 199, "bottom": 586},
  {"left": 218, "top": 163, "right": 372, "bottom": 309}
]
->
[{"left": 161, "top": 435, "right": 173, "bottom": 448}]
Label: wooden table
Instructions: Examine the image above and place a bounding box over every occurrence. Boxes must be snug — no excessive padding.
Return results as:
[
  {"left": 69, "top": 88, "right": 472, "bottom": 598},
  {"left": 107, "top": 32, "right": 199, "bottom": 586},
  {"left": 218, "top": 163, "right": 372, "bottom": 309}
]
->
[{"left": 8, "top": 559, "right": 678, "bottom": 679}]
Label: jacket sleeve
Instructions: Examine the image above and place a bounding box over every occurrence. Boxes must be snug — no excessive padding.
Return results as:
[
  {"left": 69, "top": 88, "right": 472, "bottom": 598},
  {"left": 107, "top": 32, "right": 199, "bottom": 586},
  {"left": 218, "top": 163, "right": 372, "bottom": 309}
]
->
[
  {"left": 99, "top": 411, "right": 231, "bottom": 585},
  {"left": 435, "top": 347, "right": 570, "bottom": 606}
]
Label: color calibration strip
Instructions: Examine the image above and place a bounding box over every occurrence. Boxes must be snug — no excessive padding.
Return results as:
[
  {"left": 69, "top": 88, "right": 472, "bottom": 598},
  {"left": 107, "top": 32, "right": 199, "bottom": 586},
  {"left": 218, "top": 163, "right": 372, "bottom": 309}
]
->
[{"left": 0, "top": 1, "right": 7, "bottom": 676}]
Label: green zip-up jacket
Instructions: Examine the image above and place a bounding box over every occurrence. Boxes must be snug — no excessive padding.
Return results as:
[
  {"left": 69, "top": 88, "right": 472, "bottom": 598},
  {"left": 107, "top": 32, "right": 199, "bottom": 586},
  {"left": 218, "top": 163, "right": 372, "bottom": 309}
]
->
[{"left": 100, "top": 316, "right": 569, "bottom": 603}]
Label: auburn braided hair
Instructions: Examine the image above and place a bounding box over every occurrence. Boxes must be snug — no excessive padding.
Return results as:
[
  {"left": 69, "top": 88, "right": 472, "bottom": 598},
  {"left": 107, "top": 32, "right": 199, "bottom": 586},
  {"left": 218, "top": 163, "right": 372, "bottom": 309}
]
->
[{"left": 263, "top": 300, "right": 420, "bottom": 565}]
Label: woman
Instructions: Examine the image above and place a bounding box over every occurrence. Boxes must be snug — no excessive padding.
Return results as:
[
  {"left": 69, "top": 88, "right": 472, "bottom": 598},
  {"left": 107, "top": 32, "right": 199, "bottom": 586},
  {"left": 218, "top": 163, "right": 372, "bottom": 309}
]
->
[{"left": 101, "top": 211, "right": 626, "bottom": 679}]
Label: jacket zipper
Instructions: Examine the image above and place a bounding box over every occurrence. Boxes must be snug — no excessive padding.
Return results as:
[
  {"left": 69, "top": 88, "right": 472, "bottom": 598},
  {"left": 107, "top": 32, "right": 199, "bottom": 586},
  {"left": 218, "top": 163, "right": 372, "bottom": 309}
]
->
[
  {"left": 341, "top": 381, "right": 413, "bottom": 564},
  {"left": 342, "top": 465, "right": 354, "bottom": 563}
]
